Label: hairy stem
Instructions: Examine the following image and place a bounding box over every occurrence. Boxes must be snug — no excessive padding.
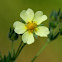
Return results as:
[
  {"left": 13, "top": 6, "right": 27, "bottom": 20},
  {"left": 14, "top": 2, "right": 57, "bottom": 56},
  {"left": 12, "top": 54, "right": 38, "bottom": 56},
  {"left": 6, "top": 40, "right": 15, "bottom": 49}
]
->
[
  {"left": 15, "top": 41, "right": 23, "bottom": 58},
  {"left": 15, "top": 43, "right": 26, "bottom": 60},
  {"left": 31, "top": 39, "right": 50, "bottom": 62}
]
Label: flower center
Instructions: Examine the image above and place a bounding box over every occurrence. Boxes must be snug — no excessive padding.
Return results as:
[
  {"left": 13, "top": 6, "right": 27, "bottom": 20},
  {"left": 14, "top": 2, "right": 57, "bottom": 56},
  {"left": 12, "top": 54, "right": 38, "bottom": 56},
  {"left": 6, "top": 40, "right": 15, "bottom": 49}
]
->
[{"left": 26, "top": 22, "right": 37, "bottom": 32}]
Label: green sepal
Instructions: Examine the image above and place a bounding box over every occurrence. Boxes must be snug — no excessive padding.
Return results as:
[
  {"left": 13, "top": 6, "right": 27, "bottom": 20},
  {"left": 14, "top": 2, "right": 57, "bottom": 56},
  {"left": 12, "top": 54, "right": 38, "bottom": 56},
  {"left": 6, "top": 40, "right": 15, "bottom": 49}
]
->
[
  {"left": 48, "top": 31, "right": 59, "bottom": 41},
  {"left": 33, "top": 32, "right": 38, "bottom": 39},
  {"left": 49, "top": 21, "right": 59, "bottom": 29},
  {"left": 49, "top": 10, "right": 59, "bottom": 30},
  {"left": 48, "top": 22, "right": 60, "bottom": 40},
  {"left": 50, "top": 11, "right": 57, "bottom": 21},
  {"left": 20, "top": 19, "right": 26, "bottom": 24}
]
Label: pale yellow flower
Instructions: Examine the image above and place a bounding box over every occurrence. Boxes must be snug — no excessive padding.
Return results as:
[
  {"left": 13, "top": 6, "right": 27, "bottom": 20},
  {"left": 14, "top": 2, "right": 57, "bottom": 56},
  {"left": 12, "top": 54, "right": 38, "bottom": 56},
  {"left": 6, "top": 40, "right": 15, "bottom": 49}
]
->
[{"left": 13, "top": 8, "right": 49, "bottom": 44}]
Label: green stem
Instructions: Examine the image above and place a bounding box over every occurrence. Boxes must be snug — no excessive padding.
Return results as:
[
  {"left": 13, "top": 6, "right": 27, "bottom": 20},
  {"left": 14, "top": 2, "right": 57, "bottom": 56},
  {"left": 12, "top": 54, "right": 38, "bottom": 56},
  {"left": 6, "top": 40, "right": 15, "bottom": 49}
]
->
[
  {"left": 11, "top": 41, "right": 14, "bottom": 57},
  {"left": 31, "top": 40, "right": 50, "bottom": 62},
  {"left": 15, "top": 41, "right": 23, "bottom": 58},
  {"left": 15, "top": 43, "right": 26, "bottom": 60}
]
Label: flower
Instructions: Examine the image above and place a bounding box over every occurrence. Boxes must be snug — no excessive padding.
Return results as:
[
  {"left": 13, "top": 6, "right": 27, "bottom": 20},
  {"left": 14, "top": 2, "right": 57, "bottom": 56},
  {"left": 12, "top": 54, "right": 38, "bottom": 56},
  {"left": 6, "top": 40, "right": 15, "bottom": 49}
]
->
[{"left": 13, "top": 8, "right": 50, "bottom": 44}]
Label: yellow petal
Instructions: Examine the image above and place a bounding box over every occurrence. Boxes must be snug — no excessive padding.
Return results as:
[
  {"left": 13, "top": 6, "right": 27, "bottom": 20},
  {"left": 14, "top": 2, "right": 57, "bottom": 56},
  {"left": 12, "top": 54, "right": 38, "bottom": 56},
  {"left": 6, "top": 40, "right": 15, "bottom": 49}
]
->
[
  {"left": 20, "top": 8, "right": 34, "bottom": 23},
  {"left": 33, "top": 11, "right": 47, "bottom": 25},
  {"left": 22, "top": 31, "right": 34, "bottom": 44},
  {"left": 34, "top": 11, "right": 43, "bottom": 17},
  {"left": 35, "top": 26, "right": 50, "bottom": 37},
  {"left": 13, "top": 21, "right": 26, "bottom": 34}
]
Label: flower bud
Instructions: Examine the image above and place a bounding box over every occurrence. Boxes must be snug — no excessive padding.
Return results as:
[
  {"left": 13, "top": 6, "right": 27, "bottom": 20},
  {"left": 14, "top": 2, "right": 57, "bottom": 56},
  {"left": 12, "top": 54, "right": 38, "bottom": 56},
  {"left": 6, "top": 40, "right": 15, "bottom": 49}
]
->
[
  {"left": 48, "top": 9, "right": 61, "bottom": 41},
  {"left": 8, "top": 27, "right": 19, "bottom": 41}
]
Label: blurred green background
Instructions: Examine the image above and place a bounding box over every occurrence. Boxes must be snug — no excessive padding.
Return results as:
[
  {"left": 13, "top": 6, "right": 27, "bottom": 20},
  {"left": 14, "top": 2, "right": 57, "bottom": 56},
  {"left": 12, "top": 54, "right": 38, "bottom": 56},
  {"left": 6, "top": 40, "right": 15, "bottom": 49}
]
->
[{"left": 0, "top": 0, "right": 62, "bottom": 62}]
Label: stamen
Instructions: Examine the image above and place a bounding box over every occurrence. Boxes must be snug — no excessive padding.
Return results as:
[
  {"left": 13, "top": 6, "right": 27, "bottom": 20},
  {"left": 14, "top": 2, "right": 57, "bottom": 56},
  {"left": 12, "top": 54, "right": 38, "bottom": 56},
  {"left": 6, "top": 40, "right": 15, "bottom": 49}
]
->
[{"left": 26, "top": 22, "right": 37, "bottom": 32}]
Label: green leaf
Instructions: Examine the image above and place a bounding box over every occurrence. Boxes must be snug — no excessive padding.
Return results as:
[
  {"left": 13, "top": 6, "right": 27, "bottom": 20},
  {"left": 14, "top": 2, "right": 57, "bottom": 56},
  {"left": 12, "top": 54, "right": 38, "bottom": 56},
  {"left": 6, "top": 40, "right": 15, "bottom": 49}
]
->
[
  {"left": 0, "top": 52, "right": 2, "bottom": 58},
  {"left": 3, "top": 55, "right": 7, "bottom": 62},
  {"left": 7, "top": 56, "right": 10, "bottom": 62},
  {"left": 0, "top": 52, "right": 3, "bottom": 62},
  {"left": 8, "top": 52, "right": 11, "bottom": 60},
  {"left": 57, "top": 8, "right": 61, "bottom": 16},
  {"left": 59, "top": 13, "right": 62, "bottom": 20},
  {"left": 59, "top": 28, "right": 62, "bottom": 35}
]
